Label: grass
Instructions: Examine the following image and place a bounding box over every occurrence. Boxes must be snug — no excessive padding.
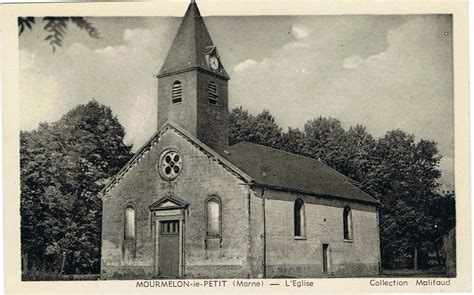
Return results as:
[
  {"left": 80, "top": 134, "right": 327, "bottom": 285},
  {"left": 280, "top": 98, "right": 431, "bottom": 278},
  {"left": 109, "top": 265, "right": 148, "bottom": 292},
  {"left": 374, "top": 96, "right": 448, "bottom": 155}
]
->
[
  {"left": 380, "top": 269, "right": 448, "bottom": 278},
  {"left": 22, "top": 272, "right": 100, "bottom": 281}
]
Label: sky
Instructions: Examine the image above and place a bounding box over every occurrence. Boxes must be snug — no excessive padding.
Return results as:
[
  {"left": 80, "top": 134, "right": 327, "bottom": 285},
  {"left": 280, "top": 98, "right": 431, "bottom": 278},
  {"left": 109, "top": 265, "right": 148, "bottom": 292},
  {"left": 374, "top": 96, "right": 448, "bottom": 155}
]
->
[{"left": 19, "top": 11, "right": 454, "bottom": 190}]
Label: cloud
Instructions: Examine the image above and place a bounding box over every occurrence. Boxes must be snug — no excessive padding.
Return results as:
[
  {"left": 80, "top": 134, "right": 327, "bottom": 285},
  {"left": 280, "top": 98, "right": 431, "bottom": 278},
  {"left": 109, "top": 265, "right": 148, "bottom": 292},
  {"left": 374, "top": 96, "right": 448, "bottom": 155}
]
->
[
  {"left": 291, "top": 24, "right": 310, "bottom": 39},
  {"left": 343, "top": 52, "right": 387, "bottom": 69},
  {"left": 95, "top": 28, "right": 157, "bottom": 57},
  {"left": 283, "top": 41, "right": 311, "bottom": 51},
  {"left": 20, "top": 15, "right": 454, "bottom": 189},
  {"left": 342, "top": 55, "right": 364, "bottom": 69},
  {"left": 67, "top": 42, "right": 91, "bottom": 55},
  {"left": 20, "top": 23, "right": 174, "bottom": 149},
  {"left": 20, "top": 50, "right": 65, "bottom": 130},
  {"left": 231, "top": 15, "right": 453, "bottom": 188},
  {"left": 123, "top": 28, "right": 154, "bottom": 44},
  {"left": 439, "top": 155, "right": 454, "bottom": 191},
  {"left": 234, "top": 59, "right": 257, "bottom": 72}
]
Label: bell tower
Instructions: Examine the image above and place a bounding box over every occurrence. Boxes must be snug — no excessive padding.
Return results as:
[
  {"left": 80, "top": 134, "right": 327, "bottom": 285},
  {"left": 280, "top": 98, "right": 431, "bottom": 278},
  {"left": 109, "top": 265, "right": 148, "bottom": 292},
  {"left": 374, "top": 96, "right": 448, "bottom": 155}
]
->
[{"left": 156, "top": 0, "right": 230, "bottom": 147}]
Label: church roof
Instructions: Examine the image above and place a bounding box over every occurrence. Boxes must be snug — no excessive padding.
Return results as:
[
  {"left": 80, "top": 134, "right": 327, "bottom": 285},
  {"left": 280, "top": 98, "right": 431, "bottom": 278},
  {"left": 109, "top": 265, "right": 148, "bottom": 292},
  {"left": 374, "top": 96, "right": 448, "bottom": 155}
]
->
[
  {"left": 157, "top": 1, "right": 230, "bottom": 79},
  {"left": 101, "top": 121, "right": 378, "bottom": 206},
  {"left": 216, "top": 141, "right": 380, "bottom": 205}
]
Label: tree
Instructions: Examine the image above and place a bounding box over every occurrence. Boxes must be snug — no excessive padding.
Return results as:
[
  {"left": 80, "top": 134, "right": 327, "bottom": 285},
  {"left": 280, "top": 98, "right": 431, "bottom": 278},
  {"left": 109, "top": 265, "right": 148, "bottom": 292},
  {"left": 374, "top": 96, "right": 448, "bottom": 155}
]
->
[
  {"left": 228, "top": 107, "right": 256, "bottom": 145},
  {"left": 281, "top": 127, "right": 306, "bottom": 155},
  {"left": 21, "top": 100, "right": 132, "bottom": 275},
  {"left": 229, "top": 107, "right": 283, "bottom": 148},
  {"left": 253, "top": 110, "right": 284, "bottom": 149},
  {"left": 228, "top": 107, "right": 454, "bottom": 271},
  {"left": 18, "top": 17, "right": 99, "bottom": 52},
  {"left": 303, "top": 117, "right": 350, "bottom": 174},
  {"left": 374, "top": 130, "right": 445, "bottom": 269},
  {"left": 344, "top": 125, "right": 377, "bottom": 183}
]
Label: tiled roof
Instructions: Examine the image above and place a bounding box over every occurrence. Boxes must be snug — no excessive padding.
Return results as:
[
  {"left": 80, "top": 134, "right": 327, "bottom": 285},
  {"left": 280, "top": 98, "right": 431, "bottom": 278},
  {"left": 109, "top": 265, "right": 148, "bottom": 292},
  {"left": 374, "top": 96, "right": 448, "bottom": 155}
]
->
[
  {"left": 216, "top": 141, "right": 380, "bottom": 205},
  {"left": 157, "top": 1, "right": 229, "bottom": 79}
]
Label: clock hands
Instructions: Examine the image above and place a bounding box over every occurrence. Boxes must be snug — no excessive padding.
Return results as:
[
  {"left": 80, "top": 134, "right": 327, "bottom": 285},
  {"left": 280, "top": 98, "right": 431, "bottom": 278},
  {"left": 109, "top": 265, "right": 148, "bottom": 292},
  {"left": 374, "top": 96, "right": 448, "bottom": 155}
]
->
[{"left": 209, "top": 56, "right": 219, "bottom": 70}]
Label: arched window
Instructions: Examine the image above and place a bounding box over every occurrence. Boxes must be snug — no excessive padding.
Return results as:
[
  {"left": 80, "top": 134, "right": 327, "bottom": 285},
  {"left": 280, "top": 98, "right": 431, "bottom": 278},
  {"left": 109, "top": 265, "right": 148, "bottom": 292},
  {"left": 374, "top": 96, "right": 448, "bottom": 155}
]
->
[
  {"left": 343, "top": 206, "right": 353, "bottom": 240},
  {"left": 172, "top": 81, "right": 182, "bottom": 103},
  {"left": 208, "top": 81, "right": 218, "bottom": 105},
  {"left": 206, "top": 196, "right": 221, "bottom": 238},
  {"left": 294, "top": 199, "right": 305, "bottom": 237},
  {"left": 124, "top": 205, "right": 136, "bottom": 240}
]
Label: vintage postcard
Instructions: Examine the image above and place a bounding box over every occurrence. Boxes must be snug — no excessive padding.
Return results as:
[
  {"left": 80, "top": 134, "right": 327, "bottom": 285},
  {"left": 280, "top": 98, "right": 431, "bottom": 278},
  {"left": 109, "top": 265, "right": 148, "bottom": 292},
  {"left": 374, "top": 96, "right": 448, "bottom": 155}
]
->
[{"left": 1, "top": 0, "right": 470, "bottom": 293}]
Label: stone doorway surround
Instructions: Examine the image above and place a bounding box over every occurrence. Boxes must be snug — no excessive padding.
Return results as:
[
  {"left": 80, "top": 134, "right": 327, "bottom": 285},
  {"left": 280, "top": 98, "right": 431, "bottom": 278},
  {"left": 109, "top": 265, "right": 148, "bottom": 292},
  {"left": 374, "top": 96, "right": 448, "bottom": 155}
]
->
[{"left": 149, "top": 195, "right": 188, "bottom": 278}]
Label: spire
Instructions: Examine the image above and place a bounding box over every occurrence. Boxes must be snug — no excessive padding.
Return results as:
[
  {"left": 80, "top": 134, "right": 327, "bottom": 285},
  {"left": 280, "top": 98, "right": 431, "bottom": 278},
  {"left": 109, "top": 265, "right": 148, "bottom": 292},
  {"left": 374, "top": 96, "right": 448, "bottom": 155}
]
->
[{"left": 158, "top": 1, "right": 229, "bottom": 79}]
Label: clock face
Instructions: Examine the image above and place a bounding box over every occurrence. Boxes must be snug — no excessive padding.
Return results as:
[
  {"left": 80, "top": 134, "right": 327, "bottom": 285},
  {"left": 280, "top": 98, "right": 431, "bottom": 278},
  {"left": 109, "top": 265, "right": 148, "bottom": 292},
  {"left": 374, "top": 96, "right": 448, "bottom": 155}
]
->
[{"left": 209, "top": 56, "right": 219, "bottom": 70}]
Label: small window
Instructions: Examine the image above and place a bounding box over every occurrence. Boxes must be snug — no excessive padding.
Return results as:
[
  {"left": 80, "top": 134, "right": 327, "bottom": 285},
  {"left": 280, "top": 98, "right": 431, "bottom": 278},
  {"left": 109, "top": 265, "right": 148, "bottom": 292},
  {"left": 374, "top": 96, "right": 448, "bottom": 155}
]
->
[
  {"left": 159, "top": 150, "right": 183, "bottom": 180},
  {"left": 172, "top": 81, "right": 182, "bottom": 103},
  {"left": 343, "top": 206, "right": 353, "bottom": 240},
  {"left": 206, "top": 196, "right": 221, "bottom": 238},
  {"left": 294, "top": 199, "right": 305, "bottom": 238},
  {"left": 161, "top": 220, "right": 179, "bottom": 235},
  {"left": 208, "top": 81, "right": 218, "bottom": 105},
  {"left": 124, "top": 205, "right": 136, "bottom": 240}
]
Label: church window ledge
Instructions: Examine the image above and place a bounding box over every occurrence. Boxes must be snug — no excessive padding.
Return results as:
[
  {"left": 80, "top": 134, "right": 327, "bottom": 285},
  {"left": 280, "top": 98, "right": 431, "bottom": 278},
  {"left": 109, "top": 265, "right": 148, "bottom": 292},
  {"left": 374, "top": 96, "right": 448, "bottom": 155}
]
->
[
  {"left": 294, "top": 236, "right": 307, "bottom": 240},
  {"left": 344, "top": 239, "right": 354, "bottom": 243},
  {"left": 204, "top": 236, "right": 223, "bottom": 249}
]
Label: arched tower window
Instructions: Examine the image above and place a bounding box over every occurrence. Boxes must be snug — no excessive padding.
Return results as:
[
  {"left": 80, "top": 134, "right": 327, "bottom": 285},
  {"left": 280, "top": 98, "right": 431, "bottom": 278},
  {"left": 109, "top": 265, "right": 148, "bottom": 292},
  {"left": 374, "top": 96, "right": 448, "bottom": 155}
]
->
[
  {"left": 206, "top": 196, "right": 222, "bottom": 238},
  {"left": 124, "top": 204, "right": 136, "bottom": 240},
  {"left": 343, "top": 206, "right": 353, "bottom": 240},
  {"left": 208, "top": 81, "right": 218, "bottom": 105},
  {"left": 294, "top": 198, "right": 305, "bottom": 237},
  {"left": 172, "top": 81, "right": 182, "bottom": 104}
]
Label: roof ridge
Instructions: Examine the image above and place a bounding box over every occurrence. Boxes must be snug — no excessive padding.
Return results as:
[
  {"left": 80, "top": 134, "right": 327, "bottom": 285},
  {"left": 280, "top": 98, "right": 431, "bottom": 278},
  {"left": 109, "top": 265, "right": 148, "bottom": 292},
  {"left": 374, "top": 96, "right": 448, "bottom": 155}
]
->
[
  {"left": 236, "top": 140, "right": 331, "bottom": 166},
  {"left": 231, "top": 141, "right": 379, "bottom": 204}
]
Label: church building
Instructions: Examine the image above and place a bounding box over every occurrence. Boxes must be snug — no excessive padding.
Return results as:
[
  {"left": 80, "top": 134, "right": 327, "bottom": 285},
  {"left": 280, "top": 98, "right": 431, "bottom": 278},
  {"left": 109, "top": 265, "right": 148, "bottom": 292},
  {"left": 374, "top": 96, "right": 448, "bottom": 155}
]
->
[{"left": 100, "top": 1, "right": 381, "bottom": 279}]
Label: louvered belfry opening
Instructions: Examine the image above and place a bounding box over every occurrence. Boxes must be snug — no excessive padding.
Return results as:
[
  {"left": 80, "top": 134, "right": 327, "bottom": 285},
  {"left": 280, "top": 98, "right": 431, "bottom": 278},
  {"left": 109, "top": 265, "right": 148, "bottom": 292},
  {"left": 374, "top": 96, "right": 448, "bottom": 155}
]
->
[
  {"left": 208, "top": 81, "right": 218, "bottom": 105},
  {"left": 172, "top": 81, "right": 183, "bottom": 103}
]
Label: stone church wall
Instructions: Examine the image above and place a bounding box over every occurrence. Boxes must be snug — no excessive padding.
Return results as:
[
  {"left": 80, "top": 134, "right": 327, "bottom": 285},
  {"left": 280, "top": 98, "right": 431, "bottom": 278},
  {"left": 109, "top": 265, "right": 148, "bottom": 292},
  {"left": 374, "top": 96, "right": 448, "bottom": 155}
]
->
[
  {"left": 248, "top": 188, "right": 265, "bottom": 278},
  {"left": 259, "top": 189, "right": 380, "bottom": 278},
  {"left": 101, "top": 127, "right": 380, "bottom": 279},
  {"left": 101, "top": 128, "right": 253, "bottom": 279}
]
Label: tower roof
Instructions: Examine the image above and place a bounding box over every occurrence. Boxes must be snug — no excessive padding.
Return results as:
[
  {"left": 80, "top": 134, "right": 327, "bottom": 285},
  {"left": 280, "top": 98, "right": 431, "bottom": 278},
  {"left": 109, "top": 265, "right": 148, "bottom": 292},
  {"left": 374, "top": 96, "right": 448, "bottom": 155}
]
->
[{"left": 158, "top": 1, "right": 229, "bottom": 79}]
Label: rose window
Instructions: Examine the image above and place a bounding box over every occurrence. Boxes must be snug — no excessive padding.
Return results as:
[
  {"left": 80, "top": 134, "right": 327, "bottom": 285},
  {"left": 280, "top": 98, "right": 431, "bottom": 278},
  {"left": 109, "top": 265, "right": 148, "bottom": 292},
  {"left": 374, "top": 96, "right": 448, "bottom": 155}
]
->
[{"left": 159, "top": 150, "right": 182, "bottom": 180}]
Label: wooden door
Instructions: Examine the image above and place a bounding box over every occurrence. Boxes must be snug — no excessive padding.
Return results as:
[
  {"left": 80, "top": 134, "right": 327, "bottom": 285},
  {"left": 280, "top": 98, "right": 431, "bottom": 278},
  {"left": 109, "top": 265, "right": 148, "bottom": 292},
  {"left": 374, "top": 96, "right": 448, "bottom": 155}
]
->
[
  {"left": 323, "top": 244, "right": 329, "bottom": 274},
  {"left": 159, "top": 220, "right": 180, "bottom": 277}
]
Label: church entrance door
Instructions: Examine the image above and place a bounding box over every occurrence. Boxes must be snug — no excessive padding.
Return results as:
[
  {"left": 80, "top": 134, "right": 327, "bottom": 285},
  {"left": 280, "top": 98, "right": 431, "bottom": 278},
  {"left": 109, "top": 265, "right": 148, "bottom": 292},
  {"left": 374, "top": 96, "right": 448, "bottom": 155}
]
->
[
  {"left": 159, "top": 220, "right": 180, "bottom": 277},
  {"left": 149, "top": 195, "right": 187, "bottom": 278}
]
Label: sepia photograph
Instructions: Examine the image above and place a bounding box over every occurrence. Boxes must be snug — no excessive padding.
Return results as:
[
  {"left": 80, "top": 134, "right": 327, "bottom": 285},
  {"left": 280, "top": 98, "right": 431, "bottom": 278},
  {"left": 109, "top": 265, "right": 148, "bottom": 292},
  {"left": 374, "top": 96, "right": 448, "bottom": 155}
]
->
[{"left": 2, "top": 0, "right": 470, "bottom": 292}]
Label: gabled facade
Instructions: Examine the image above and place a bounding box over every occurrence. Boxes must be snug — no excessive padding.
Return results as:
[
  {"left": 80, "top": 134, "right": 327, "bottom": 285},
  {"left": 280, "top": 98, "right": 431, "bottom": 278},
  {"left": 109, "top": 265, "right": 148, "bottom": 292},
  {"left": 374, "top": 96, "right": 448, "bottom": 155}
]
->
[
  {"left": 100, "top": 1, "right": 381, "bottom": 279},
  {"left": 101, "top": 123, "right": 257, "bottom": 278}
]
